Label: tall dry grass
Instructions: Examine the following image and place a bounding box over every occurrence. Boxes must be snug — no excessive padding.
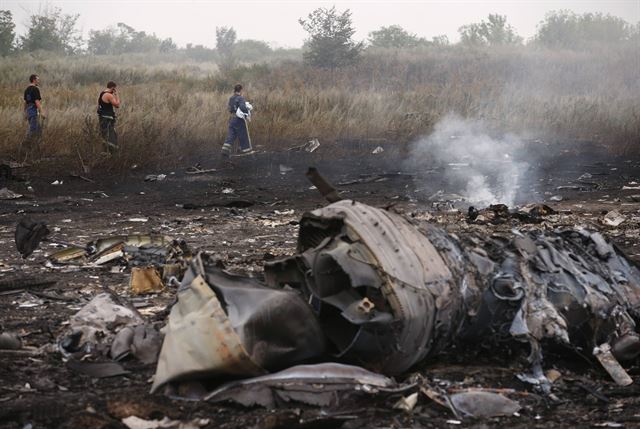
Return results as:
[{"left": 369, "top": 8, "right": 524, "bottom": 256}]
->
[{"left": 0, "top": 43, "right": 637, "bottom": 170}]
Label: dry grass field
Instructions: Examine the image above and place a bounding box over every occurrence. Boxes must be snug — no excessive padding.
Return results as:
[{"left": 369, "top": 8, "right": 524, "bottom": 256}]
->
[{"left": 0, "top": 43, "right": 637, "bottom": 170}]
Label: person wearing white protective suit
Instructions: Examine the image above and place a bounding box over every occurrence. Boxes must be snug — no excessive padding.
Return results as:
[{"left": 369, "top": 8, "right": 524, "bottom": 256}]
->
[{"left": 221, "top": 84, "right": 253, "bottom": 157}]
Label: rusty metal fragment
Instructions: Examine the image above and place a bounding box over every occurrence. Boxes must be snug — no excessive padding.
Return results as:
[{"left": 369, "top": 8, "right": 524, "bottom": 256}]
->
[
  {"left": 130, "top": 266, "right": 164, "bottom": 295},
  {"left": 306, "top": 167, "right": 342, "bottom": 203},
  {"left": 593, "top": 343, "right": 633, "bottom": 386}
]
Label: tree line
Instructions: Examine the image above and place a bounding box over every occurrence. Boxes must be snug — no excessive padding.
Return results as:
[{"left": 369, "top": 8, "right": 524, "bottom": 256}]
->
[{"left": 0, "top": 6, "right": 637, "bottom": 67}]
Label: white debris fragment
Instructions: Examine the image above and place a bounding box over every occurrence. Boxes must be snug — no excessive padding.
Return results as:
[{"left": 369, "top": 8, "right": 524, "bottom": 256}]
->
[
  {"left": 603, "top": 211, "right": 627, "bottom": 227},
  {"left": 372, "top": 146, "right": 384, "bottom": 154},
  {"left": 274, "top": 209, "right": 294, "bottom": 215},
  {"left": 279, "top": 164, "right": 293, "bottom": 174},
  {"left": 144, "top": 174, "right": 167, "bottom": 182},
  {"left": 305, "top": 138, "right": 320, "bottom": 153},
  {"left": 550, "top": 195, "right": 563, "bottom": 202},
  {"left": 51, "top": 180, "right": 63, "bottom": 185},
  {"left": 221, "top": 188, "right": 234, "bottom": 194},
  {"left": 593, "top": 422, "right": 624, "bottom": 428},
  {"left": 128, "top": 218, "right": 149, "bottom": 222},
  {"left": 393, "top": 392, "right": 418, "bottom": 411},
  {"left": 122, "top": 416, "right": 210, "bottom": 429},
  {"left": 0, "top": 188, "right": 23, "bottom": 199}
]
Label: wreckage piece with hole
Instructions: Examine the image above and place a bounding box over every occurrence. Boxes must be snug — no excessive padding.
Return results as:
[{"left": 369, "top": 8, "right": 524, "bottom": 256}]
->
[
  {"left": 267, "top": 200, "right": 640, "bottom": 374},
  {"left": 265, "top": 199, "right": 467, "bottom": 375},
  {"left": 153, "top": 200, "right": 640, "bottom": 393}
]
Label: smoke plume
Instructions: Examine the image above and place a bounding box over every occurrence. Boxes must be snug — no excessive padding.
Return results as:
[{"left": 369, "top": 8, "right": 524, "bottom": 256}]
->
[{"left": 407, "top": 115, "right": 530, "bottom": 207}]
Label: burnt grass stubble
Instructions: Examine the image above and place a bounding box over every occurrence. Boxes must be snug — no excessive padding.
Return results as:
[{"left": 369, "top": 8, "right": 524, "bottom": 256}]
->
[{"left": 1, "top": 141, "right": 640, "bottom": 428}]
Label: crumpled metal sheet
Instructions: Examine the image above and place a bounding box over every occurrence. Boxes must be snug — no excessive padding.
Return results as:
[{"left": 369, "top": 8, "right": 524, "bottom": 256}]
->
[
  {"left": 152, "top": 253, "right": 326, "bottom": 392},
  {"left": 204, "top": 363, "right": 401, "bottom": 408},
  {"left": 456, "top": 228, "right": 640, "bottom": 368},
  {"left": 153, "top": 200, "right": 640, "bottom": 393},
  {"left": 450, "top": 391, "right": 521, "bottom": 418}
]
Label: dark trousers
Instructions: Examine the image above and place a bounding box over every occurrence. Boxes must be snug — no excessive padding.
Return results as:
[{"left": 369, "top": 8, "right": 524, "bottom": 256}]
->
[
  {"left": 99, "top": 116, "right": 118, "bottom": 149},
  {"left": 22, "top": 112, "right": 42, "bottom": 160},
  {"left": 27, "top": 114, "right": 41, "bottom": 136},
  {"left": 221, "top": 117, "right": 251, "bottom": 155}
]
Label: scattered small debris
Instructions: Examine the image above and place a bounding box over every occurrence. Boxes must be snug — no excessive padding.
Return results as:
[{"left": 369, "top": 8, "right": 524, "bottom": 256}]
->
[
  {"left": 0, "top": 188, "right": 23, "bottom": 199},
  {"left": 51, "top": 180, "right": 63, "bottom": 186},
  {"left": 144, "top": 174, "right": 167, "bottom": 182},
  {"left": 58, "top": 293, "right": 144, "bottom": 358}
]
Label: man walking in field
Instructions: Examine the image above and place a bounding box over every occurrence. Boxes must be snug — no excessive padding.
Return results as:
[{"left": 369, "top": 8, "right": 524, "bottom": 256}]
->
[
  {"left": 97, "top": 81, "right": 120, "bottom": 150},
  {"left": 221, "top": 84, "right": 253, "bottom": 158},
  {"left": 23, "top": 74, "right": 45, "bottom": 158}
]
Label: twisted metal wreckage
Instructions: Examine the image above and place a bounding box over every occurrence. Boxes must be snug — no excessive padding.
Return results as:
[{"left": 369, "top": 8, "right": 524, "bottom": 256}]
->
[{"left": 151, "top": 182, "right": 640, "bottom": 404}]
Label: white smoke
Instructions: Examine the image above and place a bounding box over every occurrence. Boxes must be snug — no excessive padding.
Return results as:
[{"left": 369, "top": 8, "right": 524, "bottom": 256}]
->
[{"left": 407, "top": 114, "right": 530, "bottom": 207}]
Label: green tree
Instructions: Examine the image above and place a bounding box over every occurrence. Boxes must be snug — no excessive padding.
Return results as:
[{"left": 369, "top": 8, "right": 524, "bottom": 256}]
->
[
  {"left": 89, "top": 23, "right": 173, "bottom": 54},
  {"left": 368, "top": 25, "right": 420, "bottom": 48},
  {"left": 234, "top": 39, "right": 271, "bottom": 62},
  {"left": 159, "top": 37, "right": 176, "bottom": 53},
  {"left": 299, "top": 6, "right": 363, "bottom": 68},
  {"left": 431, "top": 35, "right": 450, "bottom": 47},
  {"left": 88, "top": 28, "right": 117, "bottom": 55},
  {"left": 535, "top": 11, "right": 632, "bottom": 49},
  {"left": 185, "top": 43, "right": 216, "bottom": 61},
  {"left": 0, "top": 10, "right": 15, "bottom": 56},
  {"left": 459, "top": 14, "right": 522, "bottom": 47},
  {"left": 216, "top": 26, "right": 237, "bottom": 71},
  {"left": 20, "top": 7, "right": 82, "bottom": 54}
]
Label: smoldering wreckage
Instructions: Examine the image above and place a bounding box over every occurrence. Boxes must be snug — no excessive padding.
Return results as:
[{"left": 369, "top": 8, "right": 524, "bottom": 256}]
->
[{"left": 6, "top": 168, "right": 640, "bottom": 426}]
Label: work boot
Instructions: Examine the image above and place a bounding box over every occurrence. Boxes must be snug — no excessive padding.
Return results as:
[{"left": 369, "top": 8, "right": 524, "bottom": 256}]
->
[{"left": 234, "top": 148, "right": 255, "bottom": 157}]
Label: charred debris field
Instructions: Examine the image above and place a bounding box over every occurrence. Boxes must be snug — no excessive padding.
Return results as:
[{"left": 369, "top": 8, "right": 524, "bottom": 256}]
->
[{"left": 2, "top": 143, "right": 640, "bottom": 429}]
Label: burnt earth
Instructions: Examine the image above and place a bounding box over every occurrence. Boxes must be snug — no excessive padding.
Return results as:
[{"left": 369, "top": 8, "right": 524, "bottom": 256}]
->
[{"left": 1, "top": 142, "right": 640, "bottom": 429}]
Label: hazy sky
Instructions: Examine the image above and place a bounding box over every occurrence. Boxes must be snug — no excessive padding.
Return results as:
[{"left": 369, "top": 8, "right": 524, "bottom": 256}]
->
[{"left": 2, "top": 1, "right": 639, "bottom": 48}]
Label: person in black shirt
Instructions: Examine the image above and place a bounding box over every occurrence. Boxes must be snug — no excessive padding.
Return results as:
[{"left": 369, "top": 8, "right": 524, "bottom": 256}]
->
[
  {"left": 97, "top": 81, "right": 120, "bottom": 150},
  {"left": 221, "top": 84, "right": 253, "bottom": 157},
  {"left": 23, "top": 74, "right": 45, "bottom": 155}
]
